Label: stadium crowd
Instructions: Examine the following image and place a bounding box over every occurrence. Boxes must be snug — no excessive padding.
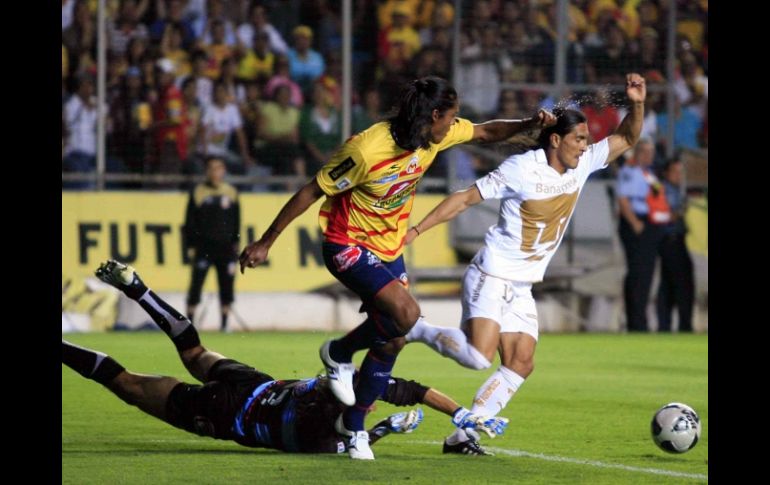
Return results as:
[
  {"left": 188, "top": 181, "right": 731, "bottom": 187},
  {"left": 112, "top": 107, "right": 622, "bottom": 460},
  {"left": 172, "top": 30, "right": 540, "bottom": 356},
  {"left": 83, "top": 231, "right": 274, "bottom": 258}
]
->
[{"left": 62, "top": 0, "right": 707, "bottom": 191}]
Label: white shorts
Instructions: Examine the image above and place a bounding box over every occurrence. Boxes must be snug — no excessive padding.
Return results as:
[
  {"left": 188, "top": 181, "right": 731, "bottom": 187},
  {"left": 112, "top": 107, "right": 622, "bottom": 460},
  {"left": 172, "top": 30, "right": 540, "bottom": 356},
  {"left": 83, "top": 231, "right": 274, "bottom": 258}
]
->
[{"left": 460, "top": 263, "right": 539, "bottom": 341}]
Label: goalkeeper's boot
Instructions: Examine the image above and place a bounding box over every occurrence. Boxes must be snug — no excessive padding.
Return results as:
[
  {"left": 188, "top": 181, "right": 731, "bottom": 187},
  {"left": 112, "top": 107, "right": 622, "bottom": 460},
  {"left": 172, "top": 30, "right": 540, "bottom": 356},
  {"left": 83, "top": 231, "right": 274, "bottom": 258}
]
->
[{"left": 95, "top": 260, "right": 148, "bottom": 300}]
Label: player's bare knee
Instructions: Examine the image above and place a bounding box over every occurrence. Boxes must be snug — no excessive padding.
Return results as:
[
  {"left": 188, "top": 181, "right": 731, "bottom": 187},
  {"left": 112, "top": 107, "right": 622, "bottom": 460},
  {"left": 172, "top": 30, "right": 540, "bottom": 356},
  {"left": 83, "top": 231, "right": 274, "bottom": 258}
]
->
[
  {"left": 512, "top": 359, "right": 534, "bottom": 378},
  {"left": 393, "top": 302, "right": 421, "bottom": 333}
]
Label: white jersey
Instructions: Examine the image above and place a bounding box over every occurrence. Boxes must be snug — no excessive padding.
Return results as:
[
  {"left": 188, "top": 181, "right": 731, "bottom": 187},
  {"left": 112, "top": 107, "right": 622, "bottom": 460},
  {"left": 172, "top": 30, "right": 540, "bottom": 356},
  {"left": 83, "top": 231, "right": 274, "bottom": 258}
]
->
[{"left": 472, "top": 138, "right": 610, "bottom": 282}]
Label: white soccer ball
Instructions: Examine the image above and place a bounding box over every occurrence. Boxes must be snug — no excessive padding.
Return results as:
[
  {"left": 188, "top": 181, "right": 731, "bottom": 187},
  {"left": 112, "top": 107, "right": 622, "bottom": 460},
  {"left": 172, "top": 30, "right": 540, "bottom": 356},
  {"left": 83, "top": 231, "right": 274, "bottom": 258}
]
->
[{"left": 650, "top": 402, "right": 701, "bottom": 453}]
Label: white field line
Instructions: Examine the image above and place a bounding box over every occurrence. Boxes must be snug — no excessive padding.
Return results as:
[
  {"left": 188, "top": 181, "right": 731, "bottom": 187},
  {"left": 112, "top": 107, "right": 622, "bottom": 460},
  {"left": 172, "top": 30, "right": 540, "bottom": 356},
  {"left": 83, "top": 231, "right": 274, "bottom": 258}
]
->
[
  {"left": 68, "top": 438, "right": 709, "bottom": 481},
  {"left": 408, "top": 440, "right": 708, "bottom": 481}
]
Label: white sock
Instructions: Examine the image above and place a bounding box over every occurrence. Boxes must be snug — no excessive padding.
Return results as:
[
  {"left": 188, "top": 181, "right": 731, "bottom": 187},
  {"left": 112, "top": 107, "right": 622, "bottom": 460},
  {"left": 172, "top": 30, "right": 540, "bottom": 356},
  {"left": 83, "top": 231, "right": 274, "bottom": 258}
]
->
[
  {"left": 445, "top": 428, "right": 468, "bottom": 445},
  {"left": 406, "top": 316, "right": 491, "bottom": 370},
  {"left": 470, "top": 366, "right": 526, "bottom": 417}
]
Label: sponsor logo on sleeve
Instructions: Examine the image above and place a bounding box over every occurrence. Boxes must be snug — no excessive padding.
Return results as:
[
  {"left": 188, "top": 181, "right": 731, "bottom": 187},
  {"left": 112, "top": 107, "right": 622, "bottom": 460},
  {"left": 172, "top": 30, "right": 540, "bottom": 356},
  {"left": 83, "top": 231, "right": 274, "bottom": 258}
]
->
[
  {"left": 329, "top": 157, "right": 356, "bottom": 180},
  {"left": 335, "top": 177, "right": 351, "bottom": 190}
]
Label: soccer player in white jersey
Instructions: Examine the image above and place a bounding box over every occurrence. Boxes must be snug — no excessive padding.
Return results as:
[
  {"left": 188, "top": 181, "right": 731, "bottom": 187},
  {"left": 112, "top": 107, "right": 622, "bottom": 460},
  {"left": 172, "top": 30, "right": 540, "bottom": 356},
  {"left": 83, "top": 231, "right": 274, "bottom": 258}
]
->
[{"left": 403, "top": 73, "right": 647, "bottom": 451}]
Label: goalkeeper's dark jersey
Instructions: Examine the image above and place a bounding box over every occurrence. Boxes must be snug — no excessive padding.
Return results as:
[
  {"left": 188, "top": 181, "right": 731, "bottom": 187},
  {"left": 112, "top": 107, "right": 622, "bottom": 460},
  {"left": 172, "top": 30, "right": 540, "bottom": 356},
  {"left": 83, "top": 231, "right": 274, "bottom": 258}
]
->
[
  {"left": 233, "top": 376, "right": 428, "bottom": 453},
  {"left": 232, "top": 377, "right": 345, "bottom": 453},
  {"left": 166, "top": 358, "right": 429, "bottom": 453}
]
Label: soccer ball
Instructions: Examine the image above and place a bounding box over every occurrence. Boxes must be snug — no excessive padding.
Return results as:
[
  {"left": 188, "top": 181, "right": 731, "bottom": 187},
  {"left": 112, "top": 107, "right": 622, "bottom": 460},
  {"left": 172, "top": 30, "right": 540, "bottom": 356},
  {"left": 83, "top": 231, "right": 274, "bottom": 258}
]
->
[{"left": 650, "top": 402, "right": 701, "bottom": 453}]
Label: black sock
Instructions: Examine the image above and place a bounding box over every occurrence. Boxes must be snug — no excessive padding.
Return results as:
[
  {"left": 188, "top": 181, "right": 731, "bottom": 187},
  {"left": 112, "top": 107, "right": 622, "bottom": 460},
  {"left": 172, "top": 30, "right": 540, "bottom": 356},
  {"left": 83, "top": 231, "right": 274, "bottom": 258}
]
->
[
  {"left": 62, "top": 340, "right": 125, "bottom": 386},
  {"left": 137, "top": 290, "right": 200, "bottom": 352},
  {"left": 332, "top": 312, "right": 404, "bottom": 363},
  {"left": 221, "top": 313, "right": 228, "bottom": 331}
]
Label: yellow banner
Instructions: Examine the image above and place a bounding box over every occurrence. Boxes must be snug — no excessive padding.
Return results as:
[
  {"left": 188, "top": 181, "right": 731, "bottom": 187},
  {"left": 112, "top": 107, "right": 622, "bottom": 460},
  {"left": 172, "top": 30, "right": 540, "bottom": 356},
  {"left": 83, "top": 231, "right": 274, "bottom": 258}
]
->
[
  {"left": 62, "top": 192, "right": 457, "bottom": 291},
  {"left": 685, "top": 195, "right": 708, "bottom": 257}
]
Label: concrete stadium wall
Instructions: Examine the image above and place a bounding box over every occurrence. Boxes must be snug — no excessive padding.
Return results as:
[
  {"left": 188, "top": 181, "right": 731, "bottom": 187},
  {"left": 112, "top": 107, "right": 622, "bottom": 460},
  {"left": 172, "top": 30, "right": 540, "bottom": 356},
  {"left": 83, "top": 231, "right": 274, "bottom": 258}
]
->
[{"left": 101, "top": 290, "right": 706, "bottom": 334}]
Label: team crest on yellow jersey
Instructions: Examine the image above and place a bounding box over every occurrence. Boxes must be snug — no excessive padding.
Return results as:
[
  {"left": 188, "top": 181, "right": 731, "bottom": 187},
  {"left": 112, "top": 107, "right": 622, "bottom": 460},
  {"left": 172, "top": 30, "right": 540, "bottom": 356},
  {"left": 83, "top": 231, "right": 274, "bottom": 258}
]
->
[{"left": 406, "top": 155, "right": 419, "bottom": 174}]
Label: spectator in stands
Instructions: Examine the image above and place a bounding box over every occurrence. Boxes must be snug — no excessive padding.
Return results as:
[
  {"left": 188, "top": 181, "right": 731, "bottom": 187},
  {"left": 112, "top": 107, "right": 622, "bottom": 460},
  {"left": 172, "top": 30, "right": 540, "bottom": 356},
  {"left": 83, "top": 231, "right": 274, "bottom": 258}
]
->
[
  {"left": 201, "top": 19, "right": 233, "bottom": 80},
  {"left": 239, "top": 81, "right": 263, "bottom": 159},
  {"left": 160, "top": 23, "right": 192, "bottom": 78},
  {"left": 674, "top": 51, "right": 708, "bottom": 119},
  {"left": 315, "top": 0, "right": 343, "bottom": 56},
  {"left": 656, "top": 158, "right": 694, "bottom": 332},
  {"left": 237, "top": 31, "right": 275, "bottom": 83},
  {"left": 184, "top": 156, "right": 241, "bottom": 332},
  {"left": 200, "top": 81, "right": 253, "bottom": 175},
  {"left": 107, "top": 0, "right": 149, "bottom": 57},
  {"left": 615, "top": 137, "right": 666, "bottom": 331},
  {"left": 237, "top": 3, "right": 289, "bottom": 56},
  {"left": 181, "top": 76, "right": 204, "bottom": 176},
  {"left": 655, "top": 96, "right": 703, "bottom": 151},
  {"left": 151, "top": 58, "right": 189, "bottom": 178},
  {"left": 218, "top": 57, "right": 246, "bottom": 104},
  {"left": 139, "top": 55, "right": 157, "bottom": 95},
  {"left": 126, "top": 36, "right": 149, "bottom": 71},
  {"left": 184, "top": 50, "right": 214, "bottom": 108},
  {"left": 585, "top": 21, "right": 634, "bottom": 84},
  {"left": 264, "top": 54, "right": 304, "bottom": 108},
  {"left": 418, "top": 0, "right": 453, "bottom": 47},
  {"left": 150, "top": 0, "right": 196, "bottom": 49},
  {"left": 633, "top": 28, "right": 664, "bottom": 75},
  {"left": 109, "top": 66, "right": 153, "bottom": 178},
  {"left": 455, "top": 23, "right": 508, "bottom": 118},
  {"left": 62, "top": 0, "right": 97, "bottom": 78},
  {"left": 63, "top": 75, "right": 99, "bottom": 189},
  {"left": 287, "top": 25, "right": 326, "bottom": 99},
  {"left": 193, "top": 0, "right": 237, "bottom": 47},
  {"left": 300, "top": 80, "right": 342, "bottom": 175},
  {"left": 501, "top": 19, "right": 534, "bottom": 83},
  {"left": 256, "top": 84, "right": 304, "bottom": 187},
  {"left": 403, "top": 74, "right": 647, "bottom": 453},
  {"left": 496, "top": 89, "right": 523, "bottom": 120},
  {"left": 378, "top": 5, "right": 422, "bottom": 65}
]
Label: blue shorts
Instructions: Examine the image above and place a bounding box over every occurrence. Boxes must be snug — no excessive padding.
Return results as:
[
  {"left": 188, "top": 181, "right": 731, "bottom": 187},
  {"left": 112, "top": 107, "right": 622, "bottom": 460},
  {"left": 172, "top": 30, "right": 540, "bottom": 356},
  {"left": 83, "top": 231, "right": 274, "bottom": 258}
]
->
[{"left": 322, "top": 242, "right": 408, "bottom": 304}]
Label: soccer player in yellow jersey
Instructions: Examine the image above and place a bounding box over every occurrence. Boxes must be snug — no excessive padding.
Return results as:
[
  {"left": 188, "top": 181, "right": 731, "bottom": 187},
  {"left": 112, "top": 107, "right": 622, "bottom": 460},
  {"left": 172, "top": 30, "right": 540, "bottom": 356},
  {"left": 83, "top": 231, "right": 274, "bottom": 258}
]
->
[{"left": 240, "top": 76, "right": 554, "bottom": 459}]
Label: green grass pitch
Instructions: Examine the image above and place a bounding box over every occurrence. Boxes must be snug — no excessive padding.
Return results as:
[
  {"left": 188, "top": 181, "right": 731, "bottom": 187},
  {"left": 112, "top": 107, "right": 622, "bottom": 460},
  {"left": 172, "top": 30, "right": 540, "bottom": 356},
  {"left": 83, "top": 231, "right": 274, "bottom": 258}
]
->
[{"left": 63, "top": 332, "right": 708, "bottom": 484}]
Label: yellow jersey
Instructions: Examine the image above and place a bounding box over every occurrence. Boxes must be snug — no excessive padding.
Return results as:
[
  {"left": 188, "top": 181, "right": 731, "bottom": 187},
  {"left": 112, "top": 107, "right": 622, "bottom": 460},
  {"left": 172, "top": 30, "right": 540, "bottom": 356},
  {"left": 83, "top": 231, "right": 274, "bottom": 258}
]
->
[{"left": 315, "top": 118, "right": 474, "bottom": 261}]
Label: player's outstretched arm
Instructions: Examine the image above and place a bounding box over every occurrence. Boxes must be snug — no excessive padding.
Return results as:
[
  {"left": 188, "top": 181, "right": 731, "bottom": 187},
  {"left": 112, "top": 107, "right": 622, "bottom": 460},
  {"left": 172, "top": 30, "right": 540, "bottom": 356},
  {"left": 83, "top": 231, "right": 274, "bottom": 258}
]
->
[
  {"left": 607, "top": 73, "right": 647, "bottom": 163},
  {"left": 239, "top": 179, "right": 325, "bottom": 273},
  {"left": 451, "top": 407, "right": 509, "bottom": 439},
  {"left": 471, "top": 109, "right": 556, "bottom": 143},
  {"left": 406, "top": 185, "right": 483, "bottom": 244},
  {"left": 380, "top": 377, "right": 508, "bottom": 438}
]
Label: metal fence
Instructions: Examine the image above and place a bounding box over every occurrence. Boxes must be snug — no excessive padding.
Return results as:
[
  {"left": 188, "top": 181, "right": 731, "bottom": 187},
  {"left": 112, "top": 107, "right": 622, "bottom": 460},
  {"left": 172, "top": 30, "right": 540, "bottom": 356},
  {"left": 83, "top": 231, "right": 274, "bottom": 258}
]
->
[{"left": 62, "top": 0, "right": 707, "bottom": 192}]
